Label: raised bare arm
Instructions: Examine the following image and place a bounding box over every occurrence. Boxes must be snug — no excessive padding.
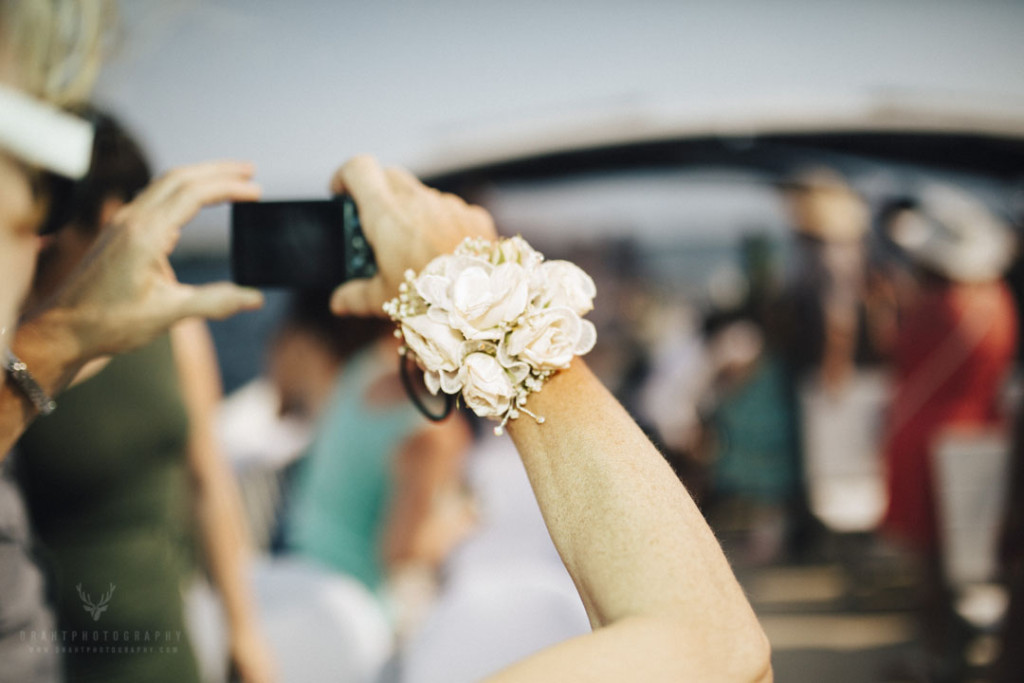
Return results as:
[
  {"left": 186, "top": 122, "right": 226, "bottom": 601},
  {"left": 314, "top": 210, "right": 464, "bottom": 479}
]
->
[{"left": 330, "top": 155, "right": 771, "bottom": 681}]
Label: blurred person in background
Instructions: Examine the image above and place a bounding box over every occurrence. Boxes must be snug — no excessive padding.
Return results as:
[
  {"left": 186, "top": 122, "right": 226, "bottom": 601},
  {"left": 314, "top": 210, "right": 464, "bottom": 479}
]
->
[
  {"left": 996, "top": 400, "right": 1024, "bottom": 682},
  {"left": 700, "top": 248, "right": 799, "bottom": 565},
  {"left": 269, "top": 291, "right": 474, "bottom": 638},
  {"left": 14, "top": 111, "right": 273, "bottom": 683},
  {"left": 1, "top": 3, "right": 264, "bottom": 682},
  {"left": 780, "top": 169, "right": 880, "bottom": 394},
  {"left": 776, "top": 170, "right": 895, "bottom": 563},
  {"left": 636, "top": 296, "right": 716, "bottom": 502},
  {"left": 997, "top": 203, "right": 1024, "bottom": 678},
  {"left": 880, "top": 185, "right": 1018, "bottom": 677}
]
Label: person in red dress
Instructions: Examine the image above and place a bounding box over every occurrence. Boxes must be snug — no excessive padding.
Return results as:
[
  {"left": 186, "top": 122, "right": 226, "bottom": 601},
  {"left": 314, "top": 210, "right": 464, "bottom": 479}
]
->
[
  {"left": 883, "top": 279, "right": 1017, "bottom": 551},
  {"left": 880, "top": 184, "right": 1018, "bottom": 676}
]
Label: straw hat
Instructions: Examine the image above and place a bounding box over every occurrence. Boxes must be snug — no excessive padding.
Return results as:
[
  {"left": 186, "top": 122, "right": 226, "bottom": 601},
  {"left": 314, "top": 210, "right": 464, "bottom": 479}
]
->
[
  {"left": 783, "top": 169, "right": 869, "bottom": 244},
  {"left": 885, "top": 184, "right": 1017, "bottom": 283}
]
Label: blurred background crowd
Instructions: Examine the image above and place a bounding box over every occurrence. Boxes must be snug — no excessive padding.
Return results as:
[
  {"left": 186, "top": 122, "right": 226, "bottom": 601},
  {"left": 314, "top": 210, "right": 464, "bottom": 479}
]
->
[{"left": 7, "top": 1, "right": 1024, "bottom": 682}]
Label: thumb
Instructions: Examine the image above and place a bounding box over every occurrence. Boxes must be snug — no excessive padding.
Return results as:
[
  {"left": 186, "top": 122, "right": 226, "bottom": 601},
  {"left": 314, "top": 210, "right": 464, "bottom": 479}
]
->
[
  {"left": 330, "top": 276, "right": 389, "bottom": 317},
  {"left": 179, "top": 282, "right": 264, "bottom": 320}
]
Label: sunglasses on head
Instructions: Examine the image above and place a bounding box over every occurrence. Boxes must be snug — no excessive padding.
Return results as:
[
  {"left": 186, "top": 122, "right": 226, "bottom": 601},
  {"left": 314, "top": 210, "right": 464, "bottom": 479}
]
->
[{"left": 0, "top": 84, "right": 95, "bottom": 235}]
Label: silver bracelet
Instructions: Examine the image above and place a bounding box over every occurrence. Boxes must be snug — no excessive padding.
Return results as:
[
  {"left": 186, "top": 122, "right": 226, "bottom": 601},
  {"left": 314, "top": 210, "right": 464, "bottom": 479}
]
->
[{"left": 4, "top": 349, "right": 57, "bottom": 416}]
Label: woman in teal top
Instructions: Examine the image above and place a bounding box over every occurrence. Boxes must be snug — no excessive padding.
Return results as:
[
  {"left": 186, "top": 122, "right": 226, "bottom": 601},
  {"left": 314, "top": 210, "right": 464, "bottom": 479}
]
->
[
  {"left": 269, "top": 295, "right": 473, "bottom": 602},
  {"left": 287, "top": 347, "right": 422, "bottom": 591}
]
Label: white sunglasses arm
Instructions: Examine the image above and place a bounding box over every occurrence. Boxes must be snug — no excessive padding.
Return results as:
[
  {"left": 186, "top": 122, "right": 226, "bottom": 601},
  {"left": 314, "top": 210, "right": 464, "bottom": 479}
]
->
[{"left": 0, "top": 84, "right": 93, "bottom": 179}]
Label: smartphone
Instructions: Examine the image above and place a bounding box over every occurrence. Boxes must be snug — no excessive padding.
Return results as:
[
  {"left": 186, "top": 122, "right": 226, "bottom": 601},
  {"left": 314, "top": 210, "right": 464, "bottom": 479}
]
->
[{"left": 230, "top": 195, "right": 377, "bottom": 288}]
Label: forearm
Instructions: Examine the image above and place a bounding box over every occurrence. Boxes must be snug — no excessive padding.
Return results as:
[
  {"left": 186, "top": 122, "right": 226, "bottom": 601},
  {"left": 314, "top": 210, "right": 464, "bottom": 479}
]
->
[
  {"left": 194, "top": 464, "right": 260, "bottom": 634},
  {"left": 383, "top": 420, "right": 470, "bottom": 570},
  {"left": 172, "top": 318, "right": 271, "bottom": 682},
  {"left": 384, "top": 493, "right": 435, "bottom": 569},
  {"left": 823, "top": 317, "right": 857, "bottom": 377},
  {"left": 506, "top": 360, "right": 768, "bottom": 667},
  {"left": 0, "top": 309, "right": 84, "bottom": 456}
]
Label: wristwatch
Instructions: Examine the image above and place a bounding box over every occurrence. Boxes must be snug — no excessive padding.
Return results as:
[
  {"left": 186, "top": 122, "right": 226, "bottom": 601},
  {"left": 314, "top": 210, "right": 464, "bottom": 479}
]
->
[{"left": 3, "top": 349, "right": 56, "bottom": 416}]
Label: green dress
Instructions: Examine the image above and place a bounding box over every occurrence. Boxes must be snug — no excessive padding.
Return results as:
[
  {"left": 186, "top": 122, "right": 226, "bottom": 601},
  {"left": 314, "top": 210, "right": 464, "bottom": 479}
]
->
[{"left": 16, "top": 335, "right": 201, "bottom": 683}]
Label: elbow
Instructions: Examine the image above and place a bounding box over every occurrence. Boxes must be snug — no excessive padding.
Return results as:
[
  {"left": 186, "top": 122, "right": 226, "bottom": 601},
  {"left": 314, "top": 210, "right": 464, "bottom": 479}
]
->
[
  {"left": 698, "top": 617, "right": 772, "bottom": 682},
  {"left": 656, "top": 613, "right": 772, "bottom": 681},
  {"left": 718, "top": 594, "right": 772, "bottom": 681},
  {"left": 739, "top": 626, "right": 773, "bottom": 683},
  {"left": 750, "top": 657, "right": 774, "bottom": 683}
]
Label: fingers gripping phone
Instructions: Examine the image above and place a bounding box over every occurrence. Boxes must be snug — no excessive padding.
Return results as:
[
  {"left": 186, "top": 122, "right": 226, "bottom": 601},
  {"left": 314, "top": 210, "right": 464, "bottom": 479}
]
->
[{"left": 230, "top": 196, "right": 377, "bottom": 288}]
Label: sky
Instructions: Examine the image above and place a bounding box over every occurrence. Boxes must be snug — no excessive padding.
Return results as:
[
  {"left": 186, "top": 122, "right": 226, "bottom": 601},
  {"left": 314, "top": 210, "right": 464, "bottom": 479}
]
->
[{"left": 93, "top": 0, "right": 1024, "bottom": 250}]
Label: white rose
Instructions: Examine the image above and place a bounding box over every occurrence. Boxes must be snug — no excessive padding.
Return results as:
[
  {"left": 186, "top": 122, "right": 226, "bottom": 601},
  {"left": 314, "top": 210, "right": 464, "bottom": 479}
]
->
[
  {"left": 504, "top": 306, "right": 596, "bottom": 370},
  {"left": 402, "top": 314, "right": 464, "bottom": 373},
  {"left": 532, "top": 260, "right": 596, "bottom": 316},
  {"left": 447, "top": 261, "right": 530, "bottom": 340},
  {"left": 496, "top": 339, "right": 531, "bottom": 385},
  {"left": 424, "top": 368, "right": 463, "bottom": 396},
  {"left": 413, "top": 254, "right": 477, "bottom": 310},
  {"left": 459, "top": 352, "right": 516, "bottom": 417}
]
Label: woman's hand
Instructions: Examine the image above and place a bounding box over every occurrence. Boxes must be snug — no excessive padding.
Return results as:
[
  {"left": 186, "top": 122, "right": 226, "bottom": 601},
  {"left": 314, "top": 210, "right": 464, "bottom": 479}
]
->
[
  {"left": 38, "top": 160, "right": 265, "bottom": 360},
  {"left": 229, "top": 624, "right": 277, "bottom": 683},
  {"left": 328, "top": 155, "right": 496, "bottom": 317}
]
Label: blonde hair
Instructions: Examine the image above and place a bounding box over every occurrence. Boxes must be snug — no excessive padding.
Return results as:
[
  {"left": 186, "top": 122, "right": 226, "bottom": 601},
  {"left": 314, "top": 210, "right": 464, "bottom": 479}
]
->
[
  {"left": 0, "top": 0, "right": 115, "bottom": 106},
  {"left": 786, "top": 169, "right": 869, "bottom": 244}
]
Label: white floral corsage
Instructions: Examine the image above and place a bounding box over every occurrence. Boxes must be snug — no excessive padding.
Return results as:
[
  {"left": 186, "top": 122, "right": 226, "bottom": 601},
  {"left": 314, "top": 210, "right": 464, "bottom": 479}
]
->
[{"left": 384, "top": 236, "right": 597, "bottom": 434}]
